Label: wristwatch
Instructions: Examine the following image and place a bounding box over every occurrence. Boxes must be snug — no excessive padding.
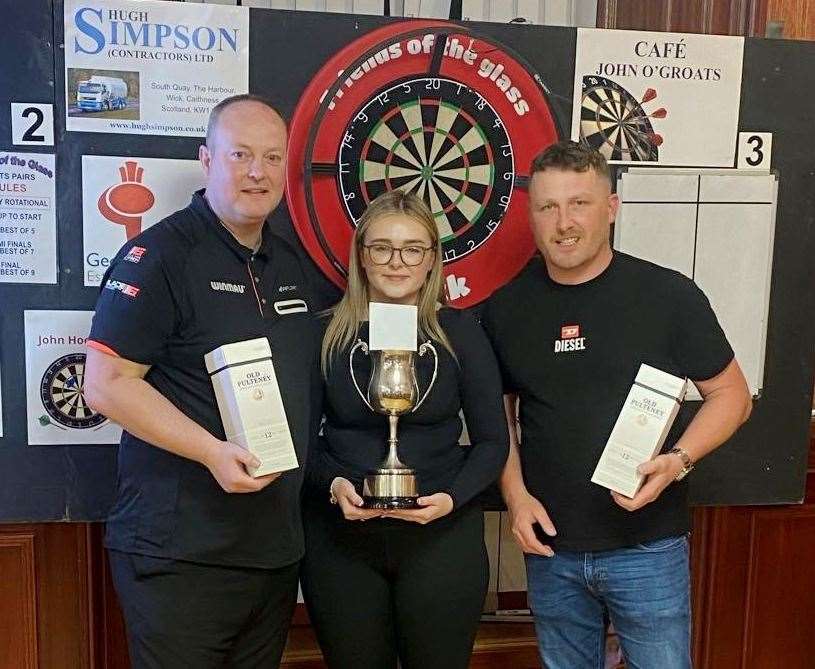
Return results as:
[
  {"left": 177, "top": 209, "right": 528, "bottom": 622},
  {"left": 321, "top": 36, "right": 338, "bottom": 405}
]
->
[{"left": 669, "top": 447, "right": 694, "bottom": 481}]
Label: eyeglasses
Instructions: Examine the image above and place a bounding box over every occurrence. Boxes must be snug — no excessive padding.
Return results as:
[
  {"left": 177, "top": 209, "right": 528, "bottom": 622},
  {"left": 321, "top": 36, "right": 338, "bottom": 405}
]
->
[{"left": 362, "top": 243, "right": 435, "bottom": 267}]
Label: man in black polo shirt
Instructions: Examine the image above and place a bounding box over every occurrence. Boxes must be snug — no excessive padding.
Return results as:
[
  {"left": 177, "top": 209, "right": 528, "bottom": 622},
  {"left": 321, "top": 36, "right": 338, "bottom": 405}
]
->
[
  {"left": 482, "top": 140, "right": 752, "bottom": 669},
  {"left": 84, "top": 95, "right": 319, "bottom": 668}
]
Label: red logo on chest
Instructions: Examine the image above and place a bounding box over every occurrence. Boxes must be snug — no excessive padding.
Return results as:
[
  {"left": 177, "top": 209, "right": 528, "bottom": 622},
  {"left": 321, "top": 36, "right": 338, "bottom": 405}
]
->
[{"left": 561, "top": 325, "right": 580, "bottom": 339}]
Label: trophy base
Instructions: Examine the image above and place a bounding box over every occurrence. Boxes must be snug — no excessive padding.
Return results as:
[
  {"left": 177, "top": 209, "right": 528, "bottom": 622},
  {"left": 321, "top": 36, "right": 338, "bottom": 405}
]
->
[
  {"left": 362, "top": 468, "right": 417, "bottom": 509},
  {"left": 364, "top": 495, "right": 420, "bottom": 510}
]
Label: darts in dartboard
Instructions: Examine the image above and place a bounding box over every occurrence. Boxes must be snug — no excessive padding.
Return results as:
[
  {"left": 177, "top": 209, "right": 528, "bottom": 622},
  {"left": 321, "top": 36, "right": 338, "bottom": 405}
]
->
[
  {"left": 579, "top": 75, "right": 668, "bottom": 162},
  {"left": 39, "top": 353, "right": 108, "bottom": 430}
]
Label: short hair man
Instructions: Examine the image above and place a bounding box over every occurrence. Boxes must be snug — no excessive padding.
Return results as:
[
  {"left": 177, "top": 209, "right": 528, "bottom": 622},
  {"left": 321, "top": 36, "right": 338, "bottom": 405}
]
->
[
  {"left": 85, "top": 95, "right": 319, "bottom": 668},
  {"left": 482, "top": 140, "right": 752, "bottom": 668}
]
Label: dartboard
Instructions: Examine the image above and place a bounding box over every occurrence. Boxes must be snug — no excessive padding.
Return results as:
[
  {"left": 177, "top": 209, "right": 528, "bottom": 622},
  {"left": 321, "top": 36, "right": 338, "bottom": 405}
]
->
[
  {"left": 286, "top": 20, "right": 561, "bottom": 308},
  {"left": 579, "top": 75, "right": 663, "bottom": 162},
  {"left": 39, "top": 353, "right": 106, "bottom": 429}
]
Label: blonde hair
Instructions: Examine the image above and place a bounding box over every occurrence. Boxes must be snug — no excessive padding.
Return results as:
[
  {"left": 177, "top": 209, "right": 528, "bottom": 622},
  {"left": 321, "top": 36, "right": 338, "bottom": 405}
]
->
[{"left": 321, "top": 190, "right": 454, "bottom": 375}]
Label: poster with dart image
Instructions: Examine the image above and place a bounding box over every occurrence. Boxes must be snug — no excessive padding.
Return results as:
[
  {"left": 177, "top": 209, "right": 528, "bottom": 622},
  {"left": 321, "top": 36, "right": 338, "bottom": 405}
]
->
[
  {"left": 572, "top": 29, "right": 744, "bottom": 166},
  {"left": 24, "top": 310, "right": 122, "bottom": 445}
]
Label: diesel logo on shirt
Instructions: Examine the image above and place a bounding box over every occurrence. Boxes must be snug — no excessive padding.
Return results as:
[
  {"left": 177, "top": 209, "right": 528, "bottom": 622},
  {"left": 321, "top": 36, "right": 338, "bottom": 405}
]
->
[
  {"left": 210, "top": 281, "right": 246, "bottom": 294},
  {"left": 554, "top": 324, "right": 586, "bottom": 353}
]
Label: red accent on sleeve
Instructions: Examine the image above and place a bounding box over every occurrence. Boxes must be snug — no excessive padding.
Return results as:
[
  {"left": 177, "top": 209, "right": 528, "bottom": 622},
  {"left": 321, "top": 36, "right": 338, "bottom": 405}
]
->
[{"left": 86, "top": 339, "right": 120, "bottom": 358}]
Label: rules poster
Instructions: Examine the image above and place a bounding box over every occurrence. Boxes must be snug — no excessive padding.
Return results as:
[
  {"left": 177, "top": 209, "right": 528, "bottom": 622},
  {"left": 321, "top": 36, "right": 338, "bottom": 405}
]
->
[
  {"left": 25, "top": 310, "right": 122, "bottom": 445},
  {"left": 0, "top": 152, "right": 57, "bottom": 284},
  {"left": 572, "top": 29, "right": 744, "bottom": 166},
  {"left": 82, "top": 155, "right": 204, "bottom": 286},
  {"left": 64, "top": 0, "right": 249, "bottom": 136}
]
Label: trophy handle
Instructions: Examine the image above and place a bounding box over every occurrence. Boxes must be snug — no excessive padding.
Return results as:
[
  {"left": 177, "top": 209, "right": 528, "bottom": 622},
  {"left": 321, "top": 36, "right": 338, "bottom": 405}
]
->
[
  {"left": 349, "top": 339, "right": 374, "bottom": 412},
  {"left": 413, "top": 341, "right": 438, "bottom": 413}
]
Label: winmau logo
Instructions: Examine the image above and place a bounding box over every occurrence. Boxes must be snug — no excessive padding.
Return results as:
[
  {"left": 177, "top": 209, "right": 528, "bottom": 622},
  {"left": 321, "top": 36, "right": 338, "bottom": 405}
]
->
[{"left": 211, "top": 281, "right": 245, "bottom": 294}]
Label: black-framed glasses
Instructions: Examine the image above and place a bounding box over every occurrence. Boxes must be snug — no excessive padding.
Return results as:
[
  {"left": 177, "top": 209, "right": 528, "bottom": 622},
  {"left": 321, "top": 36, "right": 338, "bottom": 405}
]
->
[{"left": 362, "top": 243, "right": 435, "bottom": 267}]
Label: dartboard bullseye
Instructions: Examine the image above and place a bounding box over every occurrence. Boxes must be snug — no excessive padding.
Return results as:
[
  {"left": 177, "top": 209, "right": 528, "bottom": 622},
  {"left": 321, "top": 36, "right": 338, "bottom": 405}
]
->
[
  {"left": 286, "top": 20, "right": 561, "bottom": 307},
  {"left": 579, "top": 75, "right": 667, "bottom": 162},
  {"left": 40, "top": 353, "right": 107, "bottom": 429}
]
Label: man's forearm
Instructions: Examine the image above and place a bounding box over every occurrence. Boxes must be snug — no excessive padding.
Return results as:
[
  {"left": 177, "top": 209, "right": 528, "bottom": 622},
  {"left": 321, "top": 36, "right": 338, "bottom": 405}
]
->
[
  {"left": 89, "top": 376, "right": 221, "bottom": 465},
  {"left": 499, "top": 394, "right": 531, "bottom": 505},
  {"left": 675, "top": 367, "right": 752, "bottom": 463},
  {"left": 500, "top": 442, "right": 531, "bottom": 504}
]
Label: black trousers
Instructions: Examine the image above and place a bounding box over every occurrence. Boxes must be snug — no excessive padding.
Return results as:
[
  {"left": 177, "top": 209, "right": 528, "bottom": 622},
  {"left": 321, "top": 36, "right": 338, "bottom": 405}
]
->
[
  {"left": 300, "top": 499, "right": 489, "bottom": 669},
  {"left": 109, "top": 550, "right": 299, "bottom": 669}
]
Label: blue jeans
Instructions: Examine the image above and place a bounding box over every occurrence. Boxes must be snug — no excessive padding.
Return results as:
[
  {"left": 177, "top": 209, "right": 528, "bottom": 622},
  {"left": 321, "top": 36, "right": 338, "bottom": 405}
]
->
[{"left": 525, "top": 535, "right": 691, "bottom": 669}]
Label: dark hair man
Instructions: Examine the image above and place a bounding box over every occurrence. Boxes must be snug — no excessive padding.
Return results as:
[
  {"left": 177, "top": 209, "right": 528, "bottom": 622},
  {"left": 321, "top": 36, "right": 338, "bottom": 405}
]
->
[
  {"left": 482, "top": 139, "right": 752, "bottom": 668},
  {"left": 84, "top": 95, "right": 319, "bottom": 668}
]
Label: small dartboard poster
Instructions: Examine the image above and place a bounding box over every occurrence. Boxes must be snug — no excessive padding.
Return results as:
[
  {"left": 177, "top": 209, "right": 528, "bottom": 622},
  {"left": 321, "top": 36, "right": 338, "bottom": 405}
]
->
[
  {"left": 24, "top": 310, "right": 121, "bottom": 445},
  {"left": 285, "top": 20, "right": 562, "bottom": 308},
  {"left": 571, "top": 28, "right": 744, "bottom": 167}
]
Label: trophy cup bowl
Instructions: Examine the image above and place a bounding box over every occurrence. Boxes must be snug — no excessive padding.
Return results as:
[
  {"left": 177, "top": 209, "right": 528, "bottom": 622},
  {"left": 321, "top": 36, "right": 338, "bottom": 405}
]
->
[{"left": 350, "top": 342, "right": 438, "bottom": 509}]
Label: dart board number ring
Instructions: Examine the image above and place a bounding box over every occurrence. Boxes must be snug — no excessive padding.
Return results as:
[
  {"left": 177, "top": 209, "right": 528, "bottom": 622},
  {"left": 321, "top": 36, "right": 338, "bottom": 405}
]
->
[
  {"left": 40, "top": 352, "right": 107, "bottom": 429},
  {"left": 286, "top": 20, "right": 561, "bottom": 308}
]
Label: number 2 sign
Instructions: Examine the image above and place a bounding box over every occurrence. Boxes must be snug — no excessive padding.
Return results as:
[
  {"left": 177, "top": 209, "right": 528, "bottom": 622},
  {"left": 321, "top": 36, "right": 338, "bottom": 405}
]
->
[{"left": 11, "top": 103, "right": 54, "bottom": 147}]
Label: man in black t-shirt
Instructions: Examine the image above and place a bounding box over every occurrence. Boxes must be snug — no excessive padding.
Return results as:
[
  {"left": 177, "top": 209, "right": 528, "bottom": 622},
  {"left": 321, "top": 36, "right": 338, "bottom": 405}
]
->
[
  {"left": 84, "top": 96, "right": 320, "bottom": 668},
  {"left": 482, "top": 141, "right": 752, "bottom": 669}
]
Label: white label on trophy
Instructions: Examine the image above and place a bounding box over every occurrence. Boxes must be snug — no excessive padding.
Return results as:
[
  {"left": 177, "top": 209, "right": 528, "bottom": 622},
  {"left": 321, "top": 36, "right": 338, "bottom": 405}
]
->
[
  {"left": 205, "top": 337, "right": 298, "bottom": 477},
  {"left": 369, "top": 302, "right": 417, "bottom": 351},
  {"left": 591, "top": 364, "right": 686, "bottom": 498}
]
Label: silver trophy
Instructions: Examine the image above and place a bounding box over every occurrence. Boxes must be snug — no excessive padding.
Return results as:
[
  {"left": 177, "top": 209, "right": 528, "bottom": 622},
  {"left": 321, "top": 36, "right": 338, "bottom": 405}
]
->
[{"left": 350, "top": 341, "right": 438, "bottom": 509}]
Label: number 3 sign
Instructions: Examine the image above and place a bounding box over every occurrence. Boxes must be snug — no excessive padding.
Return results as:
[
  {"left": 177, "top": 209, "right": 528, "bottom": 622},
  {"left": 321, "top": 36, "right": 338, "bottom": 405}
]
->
[
  {"left": 737, "top": 131, "right": 772, "bottom": 170},
  {"left": 11, "top": 103, "right": 54, "bottom": 146}
]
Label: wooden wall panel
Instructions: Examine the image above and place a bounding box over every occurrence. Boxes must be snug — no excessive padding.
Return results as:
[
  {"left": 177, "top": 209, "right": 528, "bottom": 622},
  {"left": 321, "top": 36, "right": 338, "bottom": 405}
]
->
[
  {"left": 86, "top": 524, "right": 129, "bottom": 669},
  {"left": 597, "top": 0, "right": 768, "bottom": 35},
  {"left": 690, "top": 428, "right": 815, "bottom": 669},
  {"left": 0, "top": 524, "right": 93, "bottom": 669},
  {"left": 0, "top": 533, "right": 38, "bottom": 669},
  {"left": 742, "top": 487, "right": 815, "bottom": 667},
  {"left": 598, "top": 0, "right": 670, "bottom": 30},
  {"left": 766, "top": 0, "right": 815, "bottom": 38}
]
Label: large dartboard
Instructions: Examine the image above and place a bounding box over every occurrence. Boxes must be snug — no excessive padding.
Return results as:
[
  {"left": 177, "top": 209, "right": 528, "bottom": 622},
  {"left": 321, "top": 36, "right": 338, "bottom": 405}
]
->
[
  {"left": 286, "top": 20, "right": 561, "bottom": 307},
  {"left": 39, "top": 353, "right": 107, "bottom": 429}
]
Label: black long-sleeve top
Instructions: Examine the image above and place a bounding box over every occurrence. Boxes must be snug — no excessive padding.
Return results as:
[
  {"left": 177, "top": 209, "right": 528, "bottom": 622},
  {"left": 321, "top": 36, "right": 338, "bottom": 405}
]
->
[{"left": 307, "top": 308, "right": 509, "bottom": 509}]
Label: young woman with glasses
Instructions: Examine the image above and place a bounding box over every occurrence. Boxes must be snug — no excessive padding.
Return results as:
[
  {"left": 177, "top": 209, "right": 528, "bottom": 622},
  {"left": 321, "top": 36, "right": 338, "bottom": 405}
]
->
[{"left": 301, "top": 190, "right": 509, "bottom": 669}]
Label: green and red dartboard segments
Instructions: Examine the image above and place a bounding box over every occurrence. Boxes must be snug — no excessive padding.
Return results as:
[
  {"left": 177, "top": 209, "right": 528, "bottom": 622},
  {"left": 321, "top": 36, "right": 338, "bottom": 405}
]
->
[{"left": 286, "top": 20, "right": 560, "bottom": 307}]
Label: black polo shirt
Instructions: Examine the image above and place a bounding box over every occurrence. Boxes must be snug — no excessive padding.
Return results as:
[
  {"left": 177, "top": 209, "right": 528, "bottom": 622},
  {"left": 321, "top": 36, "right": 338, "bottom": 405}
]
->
[{"left": 89, "top": 190, "right": 320, "bottom": 569}]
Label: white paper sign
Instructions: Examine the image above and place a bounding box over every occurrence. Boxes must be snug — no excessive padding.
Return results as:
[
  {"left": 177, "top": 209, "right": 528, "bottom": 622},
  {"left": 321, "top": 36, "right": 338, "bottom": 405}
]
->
[
  {"left": 572, "top": 29, "right": 744, "bottom": 166},
  {"left": 737, "top": 132, "right": 772, "bottom": 170},
  {"left": 369, "top": 303, "right": 417, "bottom": 351},
  {"left": 25, "top": 310, "right": 122, "bottom": 445},
  {"left": 11, "top": 103, "right": 55, "bottom": 146},
  {"left": 82, "top": 155, "right": 204, "bottom": 286},
  {"left": 64, "top": 0, "right": 249, "bottom": 136},
  {"left": 0, "top": 152, "right": 57, "bottom": 283}
]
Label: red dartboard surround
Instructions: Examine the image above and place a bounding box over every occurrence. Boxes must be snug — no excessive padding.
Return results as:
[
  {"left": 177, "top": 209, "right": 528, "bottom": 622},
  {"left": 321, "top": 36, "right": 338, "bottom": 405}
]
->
[{"left": 286, "top": 20, "right": 561, "bottom": 308}]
